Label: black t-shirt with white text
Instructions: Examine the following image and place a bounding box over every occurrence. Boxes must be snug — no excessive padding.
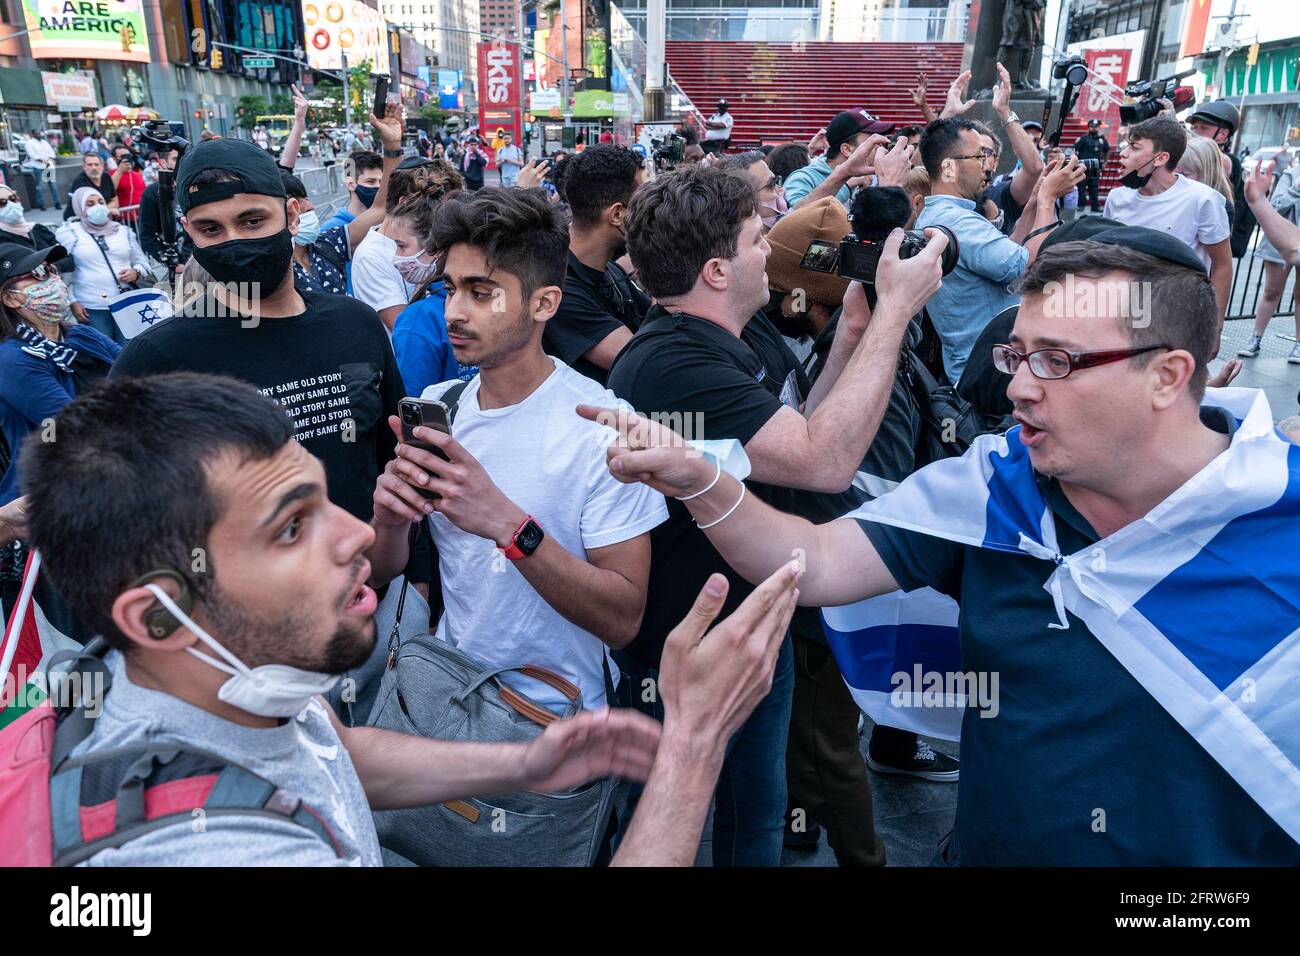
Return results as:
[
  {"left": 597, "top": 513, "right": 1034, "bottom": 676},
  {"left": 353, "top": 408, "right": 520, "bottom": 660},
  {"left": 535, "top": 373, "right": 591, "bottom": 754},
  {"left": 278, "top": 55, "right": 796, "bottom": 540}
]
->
[
  {"left": 607, "top": 305, "right": 810, "bottom": 665},
  {"left": 109, "top": 289, "right": 404, "bottom": 521}
]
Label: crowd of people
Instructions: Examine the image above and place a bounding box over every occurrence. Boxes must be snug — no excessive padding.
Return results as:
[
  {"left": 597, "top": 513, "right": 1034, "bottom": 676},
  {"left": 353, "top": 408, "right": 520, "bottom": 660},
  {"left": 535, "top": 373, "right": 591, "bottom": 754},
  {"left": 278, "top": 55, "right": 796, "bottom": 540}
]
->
[{"left": 1, "top": 62, "right": 1299, "bottom": 869}]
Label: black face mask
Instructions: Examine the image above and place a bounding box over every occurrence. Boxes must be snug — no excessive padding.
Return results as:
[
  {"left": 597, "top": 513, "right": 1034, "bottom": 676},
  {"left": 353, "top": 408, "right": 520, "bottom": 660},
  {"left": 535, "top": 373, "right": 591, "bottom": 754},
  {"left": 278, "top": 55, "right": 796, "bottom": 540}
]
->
[
  {"left": 1120, "top": 157, "right": 1157, "bottom": 190},
  {"left": 190, "top": 228, "right": 294, "bottom": 293}
]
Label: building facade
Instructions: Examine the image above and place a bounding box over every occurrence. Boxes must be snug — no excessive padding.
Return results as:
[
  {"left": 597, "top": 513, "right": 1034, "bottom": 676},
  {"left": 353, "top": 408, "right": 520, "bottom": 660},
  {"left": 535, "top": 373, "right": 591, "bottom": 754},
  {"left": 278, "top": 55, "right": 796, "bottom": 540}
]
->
[
  {"left": 482, "top": 0, "right": 523, "bottom": 40},
  {"left": 0, "top": 0, "right": 304, "bottom": 146},
  {"left": 379, "top": 0, "right": 480, "bottom": 106}
]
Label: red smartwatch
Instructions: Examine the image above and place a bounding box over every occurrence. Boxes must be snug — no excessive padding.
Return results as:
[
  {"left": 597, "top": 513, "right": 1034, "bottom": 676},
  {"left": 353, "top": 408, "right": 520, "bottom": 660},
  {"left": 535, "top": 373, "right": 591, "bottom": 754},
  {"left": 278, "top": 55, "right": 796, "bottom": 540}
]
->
[{"left": 503, "top": 515, "right": 545, "bottom": 560}]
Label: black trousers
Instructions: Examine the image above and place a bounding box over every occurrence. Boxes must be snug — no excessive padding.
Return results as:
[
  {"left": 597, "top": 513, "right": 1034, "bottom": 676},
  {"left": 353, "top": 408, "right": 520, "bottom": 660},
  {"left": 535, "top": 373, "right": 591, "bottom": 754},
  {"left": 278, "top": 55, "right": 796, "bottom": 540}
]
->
[
  {"left": 1077, "top": 174, "right": 1101, "bottom": 211},
  {"left": 786, "top": 635, "right": 886, "bottom": 867}
]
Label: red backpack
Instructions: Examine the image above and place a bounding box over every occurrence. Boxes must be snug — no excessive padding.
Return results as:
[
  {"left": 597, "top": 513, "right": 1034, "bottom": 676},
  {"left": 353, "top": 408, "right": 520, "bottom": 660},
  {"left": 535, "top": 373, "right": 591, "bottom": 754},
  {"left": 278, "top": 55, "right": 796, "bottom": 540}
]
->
[{"left": 0, "top": 639, "right": 343, "bottom": 866}]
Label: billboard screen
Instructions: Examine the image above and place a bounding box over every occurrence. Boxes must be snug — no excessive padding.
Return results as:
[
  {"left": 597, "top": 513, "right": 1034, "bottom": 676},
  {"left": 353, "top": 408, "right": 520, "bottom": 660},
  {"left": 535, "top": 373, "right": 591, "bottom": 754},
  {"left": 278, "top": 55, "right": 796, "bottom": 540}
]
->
[
  {"left": 302, "top": 0, "right": 389, "bottom": 74},
  {"left": 22, "top": 0, "right": 152, "bottom": 63},
  {"left": 477, "top": 39, "right": 522, "bottom": 152}
]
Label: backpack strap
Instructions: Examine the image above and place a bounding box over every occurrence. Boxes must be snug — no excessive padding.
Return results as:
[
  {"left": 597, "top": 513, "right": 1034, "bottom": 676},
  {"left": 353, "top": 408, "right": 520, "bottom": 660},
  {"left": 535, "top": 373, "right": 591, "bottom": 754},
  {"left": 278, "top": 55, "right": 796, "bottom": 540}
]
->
[
  {"left": 311, "top": 233, "right": 348, "bottom": 279},
  {"left": 440, "top": 379, "right": 471, "bottom": 424},
  {"left": 50, "top": 744, "right": 345, "bottom": 865}
]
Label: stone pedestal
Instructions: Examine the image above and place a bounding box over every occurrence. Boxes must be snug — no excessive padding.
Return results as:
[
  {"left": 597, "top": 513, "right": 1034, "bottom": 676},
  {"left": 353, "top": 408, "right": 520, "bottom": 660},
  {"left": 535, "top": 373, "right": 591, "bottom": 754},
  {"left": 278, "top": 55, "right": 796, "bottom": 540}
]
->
[{"left": 963, "top": 0, "right": 1045, "bottom": 98}]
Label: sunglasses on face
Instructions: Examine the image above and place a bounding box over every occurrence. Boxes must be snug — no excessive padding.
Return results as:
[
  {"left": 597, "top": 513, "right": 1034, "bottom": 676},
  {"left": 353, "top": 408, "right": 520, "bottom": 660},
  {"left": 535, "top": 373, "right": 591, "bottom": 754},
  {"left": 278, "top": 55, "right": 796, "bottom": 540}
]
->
[{"left": 992, "top": 343, "right": 1170, "bottom": 380}]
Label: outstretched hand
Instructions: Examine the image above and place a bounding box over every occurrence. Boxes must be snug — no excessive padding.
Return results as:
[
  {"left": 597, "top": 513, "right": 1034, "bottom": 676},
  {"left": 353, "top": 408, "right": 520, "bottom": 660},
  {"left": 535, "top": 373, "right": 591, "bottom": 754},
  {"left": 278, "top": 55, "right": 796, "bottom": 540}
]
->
[
  {"left": 940, "top": 70, "right": 976, "bottom": 119},
  {"left": 524, "top": 707, "right": 662, "bottom": 792}
]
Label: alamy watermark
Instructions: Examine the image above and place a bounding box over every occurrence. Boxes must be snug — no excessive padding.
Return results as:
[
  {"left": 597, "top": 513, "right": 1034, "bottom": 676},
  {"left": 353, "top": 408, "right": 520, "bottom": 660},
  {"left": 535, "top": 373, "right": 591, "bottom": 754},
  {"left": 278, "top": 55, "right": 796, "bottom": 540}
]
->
[
  {"left": 1041, "top": 274, "right": 1152, "bottom": 328},
  {"left": 890, "top": 665, "right": 1000, "bottom": 719}
]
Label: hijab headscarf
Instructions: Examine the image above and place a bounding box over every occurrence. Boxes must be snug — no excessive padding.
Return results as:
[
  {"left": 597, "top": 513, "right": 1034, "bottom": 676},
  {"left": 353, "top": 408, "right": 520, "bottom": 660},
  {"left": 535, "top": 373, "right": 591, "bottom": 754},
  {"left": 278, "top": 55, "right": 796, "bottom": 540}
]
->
[
  {"left": 0, "top": 190, "right": 34, "bottom": 237},
  {"left": 72, "top": 186, "right": 118, "bottom": 237}
]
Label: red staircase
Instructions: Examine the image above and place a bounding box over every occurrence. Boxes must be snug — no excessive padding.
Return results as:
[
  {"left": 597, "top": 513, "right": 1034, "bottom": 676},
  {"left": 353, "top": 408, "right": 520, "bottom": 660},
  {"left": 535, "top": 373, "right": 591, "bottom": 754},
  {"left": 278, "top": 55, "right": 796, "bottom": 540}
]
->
[
  {"left": 1056, "top": 116, "right": 1125, "bottom": 206},
  {"left": 666, "top": 40, "right": 965, "bottom": 145},
  {"left": 666, "top": 40, "right": 1125, "bottom": 200}
]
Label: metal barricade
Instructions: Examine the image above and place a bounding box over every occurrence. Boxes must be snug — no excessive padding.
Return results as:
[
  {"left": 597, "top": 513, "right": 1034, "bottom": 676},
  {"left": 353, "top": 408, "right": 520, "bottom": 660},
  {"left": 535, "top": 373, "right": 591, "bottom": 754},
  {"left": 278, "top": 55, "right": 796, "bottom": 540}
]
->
[{"left": 1227, "top": 224, "right": 1298, "bottom": 321}]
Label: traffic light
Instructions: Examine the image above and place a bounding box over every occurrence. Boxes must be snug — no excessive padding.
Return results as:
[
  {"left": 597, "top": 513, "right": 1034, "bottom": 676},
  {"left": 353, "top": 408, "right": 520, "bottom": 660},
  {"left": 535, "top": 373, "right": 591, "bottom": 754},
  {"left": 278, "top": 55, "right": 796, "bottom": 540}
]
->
[
  {"left": 119, "top": 25, "right": 133, "bottom": 53},
  {"left": 211, "top": 46, "right": 223, "bottom": 69}
]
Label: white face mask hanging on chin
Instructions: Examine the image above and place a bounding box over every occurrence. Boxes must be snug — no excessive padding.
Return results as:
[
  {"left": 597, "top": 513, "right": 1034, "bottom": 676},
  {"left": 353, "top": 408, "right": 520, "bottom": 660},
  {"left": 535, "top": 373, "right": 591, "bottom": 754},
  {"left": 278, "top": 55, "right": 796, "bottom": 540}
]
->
[{"left": 143, "top": 583, "right": 339, "bottom": 718}]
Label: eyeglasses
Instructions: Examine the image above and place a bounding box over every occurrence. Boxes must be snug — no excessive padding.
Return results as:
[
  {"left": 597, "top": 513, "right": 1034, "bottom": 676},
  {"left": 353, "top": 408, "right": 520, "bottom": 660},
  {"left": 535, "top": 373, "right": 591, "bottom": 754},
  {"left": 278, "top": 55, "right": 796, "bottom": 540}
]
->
[
  {"left": 952, "top": 148, "right": 997, "bottom": 162},
  {"left": 992, "top": 343, "right": 1170, "bottom": 380},
  {"left": 763, "top": 175, "right": 783, "bottom": 190}
]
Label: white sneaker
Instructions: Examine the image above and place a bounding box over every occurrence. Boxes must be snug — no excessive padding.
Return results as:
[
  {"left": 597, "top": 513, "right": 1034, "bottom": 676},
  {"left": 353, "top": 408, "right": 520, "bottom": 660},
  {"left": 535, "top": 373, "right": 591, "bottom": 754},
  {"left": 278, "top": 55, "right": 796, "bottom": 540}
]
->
[{"left": 1238, "top": 335, "right": 1262, "bottom": 358}]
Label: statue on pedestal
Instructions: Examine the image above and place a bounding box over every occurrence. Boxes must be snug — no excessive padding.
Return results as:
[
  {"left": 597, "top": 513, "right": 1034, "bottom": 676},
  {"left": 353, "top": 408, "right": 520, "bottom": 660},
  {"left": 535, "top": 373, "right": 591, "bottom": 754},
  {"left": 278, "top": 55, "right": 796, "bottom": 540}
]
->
[{"left": 998, "top": 0, "right": 1045, "bottom": 91}]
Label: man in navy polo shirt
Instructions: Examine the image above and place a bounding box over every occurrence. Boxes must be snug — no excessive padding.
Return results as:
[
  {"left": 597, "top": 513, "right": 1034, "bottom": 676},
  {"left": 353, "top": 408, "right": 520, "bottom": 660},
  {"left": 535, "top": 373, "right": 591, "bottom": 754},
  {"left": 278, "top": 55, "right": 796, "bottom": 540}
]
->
[{"left": 589, "top": 228, "right": 1300, "bottom": 864}]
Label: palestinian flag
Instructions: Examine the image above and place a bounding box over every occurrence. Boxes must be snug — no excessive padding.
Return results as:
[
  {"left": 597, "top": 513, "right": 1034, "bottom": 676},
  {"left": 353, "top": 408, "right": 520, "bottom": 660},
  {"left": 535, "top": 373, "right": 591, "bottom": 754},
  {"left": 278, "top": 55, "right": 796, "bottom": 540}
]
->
[{"left": 0, "top": 551, "right": 77, "bottom": 729}]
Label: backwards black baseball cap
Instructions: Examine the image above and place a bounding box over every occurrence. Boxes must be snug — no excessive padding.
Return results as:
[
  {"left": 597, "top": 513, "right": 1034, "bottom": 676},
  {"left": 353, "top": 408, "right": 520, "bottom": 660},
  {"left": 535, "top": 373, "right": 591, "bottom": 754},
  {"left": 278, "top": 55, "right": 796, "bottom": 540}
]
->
[
  {"left": 1087, "top": 225, "right": 1208, "bottom": 275},
  {"left": 175, "top": 138, "right": 287, "bottom": 214},
  {"left": 0, "top": 242, "right": 65, "bottom": 283}
]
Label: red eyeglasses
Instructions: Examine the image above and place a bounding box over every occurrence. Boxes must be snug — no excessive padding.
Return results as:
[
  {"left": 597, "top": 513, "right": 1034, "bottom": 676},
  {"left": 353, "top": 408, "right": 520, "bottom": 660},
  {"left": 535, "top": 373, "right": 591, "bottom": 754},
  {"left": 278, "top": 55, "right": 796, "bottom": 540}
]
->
[{"left": 992, "top": 343, "right": 1170, "bottom": 381}]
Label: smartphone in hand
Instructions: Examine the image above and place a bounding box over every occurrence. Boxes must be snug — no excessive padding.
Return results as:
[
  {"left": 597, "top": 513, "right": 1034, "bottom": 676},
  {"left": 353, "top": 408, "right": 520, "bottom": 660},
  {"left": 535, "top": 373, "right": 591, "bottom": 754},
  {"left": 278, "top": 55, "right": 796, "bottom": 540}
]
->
[
  {"left": 398, "top": 398, "right": 451, "bottom": 499},
  {"left": 373, "top": 75, "right": 391, "bottom": 120}
]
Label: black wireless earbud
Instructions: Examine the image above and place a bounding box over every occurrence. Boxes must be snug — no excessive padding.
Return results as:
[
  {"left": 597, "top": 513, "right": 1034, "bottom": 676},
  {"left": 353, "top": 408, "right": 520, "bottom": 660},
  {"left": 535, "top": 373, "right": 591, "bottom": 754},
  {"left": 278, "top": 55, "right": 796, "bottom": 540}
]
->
[{"left": 130, "top": 569, "right": 194, "bottom": 640}]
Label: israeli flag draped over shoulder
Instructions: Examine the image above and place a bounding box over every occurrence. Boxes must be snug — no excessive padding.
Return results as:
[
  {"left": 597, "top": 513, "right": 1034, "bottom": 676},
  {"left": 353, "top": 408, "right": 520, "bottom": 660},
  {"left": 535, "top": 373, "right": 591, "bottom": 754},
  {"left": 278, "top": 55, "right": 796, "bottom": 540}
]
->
[{"left": 823, "top": 387, "right": 1300, "bottom": 844}]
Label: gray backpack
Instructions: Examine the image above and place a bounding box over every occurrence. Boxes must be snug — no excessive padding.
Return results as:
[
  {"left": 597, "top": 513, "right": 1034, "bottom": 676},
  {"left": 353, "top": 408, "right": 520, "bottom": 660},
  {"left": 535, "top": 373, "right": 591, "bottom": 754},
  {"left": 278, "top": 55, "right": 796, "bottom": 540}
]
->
[{"left": 367, "top": 636, "right": 615, "bottom": 867}]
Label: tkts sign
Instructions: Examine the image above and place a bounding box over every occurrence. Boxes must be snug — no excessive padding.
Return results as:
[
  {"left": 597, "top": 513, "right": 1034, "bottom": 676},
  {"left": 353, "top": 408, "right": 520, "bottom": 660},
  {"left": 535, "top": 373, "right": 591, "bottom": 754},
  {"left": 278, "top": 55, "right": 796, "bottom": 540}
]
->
[
  {"left": 1078, "top": 49, "right": 1132, "bottom": 136},
  {"left": 477, "top": 40, "right": 523, "bottom": 168}
]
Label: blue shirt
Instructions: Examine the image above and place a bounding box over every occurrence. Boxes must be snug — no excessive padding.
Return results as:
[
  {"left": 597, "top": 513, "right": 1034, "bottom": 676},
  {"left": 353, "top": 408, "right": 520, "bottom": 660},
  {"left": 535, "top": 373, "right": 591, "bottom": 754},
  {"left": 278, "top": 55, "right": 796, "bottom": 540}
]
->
[
  {"left": 391, "top": 284, "right": 478, "bottom": 397},
  {"left": 916, "top": 194, "right": 1028, "bottom": 383},
  {"left": 0, "top": 325, "right": 120, "bottom": 503},
  {"left": 320, "top": 208, "right": 356, "bottom": 233},
  {"left": 783, "top": 157, "right": 851, "bottom": 208}
]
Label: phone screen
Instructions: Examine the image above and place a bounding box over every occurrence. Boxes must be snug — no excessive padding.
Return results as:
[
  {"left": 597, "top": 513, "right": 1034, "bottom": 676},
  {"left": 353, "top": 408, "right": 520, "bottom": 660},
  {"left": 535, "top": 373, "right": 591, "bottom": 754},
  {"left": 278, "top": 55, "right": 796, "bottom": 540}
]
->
[{"left": 800, "top": 240, "right": 839, "bottom": 273}]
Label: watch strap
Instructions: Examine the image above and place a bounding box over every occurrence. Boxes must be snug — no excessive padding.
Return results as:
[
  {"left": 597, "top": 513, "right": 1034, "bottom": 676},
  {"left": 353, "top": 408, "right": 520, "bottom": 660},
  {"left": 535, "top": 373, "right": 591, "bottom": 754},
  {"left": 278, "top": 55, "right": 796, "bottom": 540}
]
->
[
  {"left": 503, "top": 515, "right": 540, "bottom": 560},
  {"left": 383, "top": 147, "right": 404, "bottom": 158}
]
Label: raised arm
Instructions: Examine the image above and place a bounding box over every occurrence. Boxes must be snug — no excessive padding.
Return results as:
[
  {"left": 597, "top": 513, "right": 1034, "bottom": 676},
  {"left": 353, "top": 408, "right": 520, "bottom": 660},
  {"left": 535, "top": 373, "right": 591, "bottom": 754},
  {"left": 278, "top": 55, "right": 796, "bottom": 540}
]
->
[
  {"left": 613, "top": 565, "right": 798, "bottom": 865},
  {"left": 346, "top": 102, "right": 404, "bottom": 250},
  {"left": 992, "top": 63, "right": 1044, "bottom": 204},
  {"left": 1246, "top": 163, "right": 1300, "bottom": 267},
  {"left": 278, "top": 84, "right": 310, "bottom": 169},
  {"left": 742, "top": 229, "right": 947, "bottom": 492}
]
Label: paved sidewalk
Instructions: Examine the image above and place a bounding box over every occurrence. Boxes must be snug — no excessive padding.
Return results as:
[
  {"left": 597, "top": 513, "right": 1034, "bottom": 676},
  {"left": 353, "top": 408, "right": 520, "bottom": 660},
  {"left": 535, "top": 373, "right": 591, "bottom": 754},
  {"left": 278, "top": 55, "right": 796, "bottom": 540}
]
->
[{"left": 1219, "top": 313, "right": 1300, "bottom": 418}]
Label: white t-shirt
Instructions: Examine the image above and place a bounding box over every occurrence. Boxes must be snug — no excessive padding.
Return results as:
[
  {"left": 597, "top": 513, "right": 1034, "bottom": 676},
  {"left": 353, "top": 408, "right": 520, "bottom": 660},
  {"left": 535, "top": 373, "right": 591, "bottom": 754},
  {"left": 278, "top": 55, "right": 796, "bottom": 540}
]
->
[
  {"left": 1102, "top": 174, "right": 1231, "bottom": 271},
  {"left": 351, "top": 226, "right": 413, "bottom": 314},
  {"left": 496, "top": 145, "right": 524, "bottom": 168},
  {"left": 705, "top": 112, "right": 734, "bottom": 142},
  {"left": 422, "top": 359, "right": 668, "bottom": 710}
]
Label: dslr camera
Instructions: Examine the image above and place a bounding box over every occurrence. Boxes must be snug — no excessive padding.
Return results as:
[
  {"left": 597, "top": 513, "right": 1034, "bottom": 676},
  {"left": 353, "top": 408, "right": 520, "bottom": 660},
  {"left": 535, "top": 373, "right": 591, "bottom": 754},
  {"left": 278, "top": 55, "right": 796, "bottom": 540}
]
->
[
  {"left": 1042, "top": 55, "right": 1090, "bottom": 148},
  {"left": 650, "top": 134, "right": 685, "bottom": 171},
  {"left": 800, "top": 226, "right": 959, "bottom": 285},
  {"left": 131, "top": 118, "right": 190, "bottom": 156},
  {"left": 1119, "top": 69, "right": 1197, "bottom": 124}
]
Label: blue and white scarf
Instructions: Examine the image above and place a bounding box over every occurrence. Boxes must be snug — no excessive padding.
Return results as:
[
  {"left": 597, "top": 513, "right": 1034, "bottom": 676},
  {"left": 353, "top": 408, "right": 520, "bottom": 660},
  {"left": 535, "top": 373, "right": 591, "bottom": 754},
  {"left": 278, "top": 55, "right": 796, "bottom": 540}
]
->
[{"left": 15, "top": 322, "right": 77, "bottom": 373}]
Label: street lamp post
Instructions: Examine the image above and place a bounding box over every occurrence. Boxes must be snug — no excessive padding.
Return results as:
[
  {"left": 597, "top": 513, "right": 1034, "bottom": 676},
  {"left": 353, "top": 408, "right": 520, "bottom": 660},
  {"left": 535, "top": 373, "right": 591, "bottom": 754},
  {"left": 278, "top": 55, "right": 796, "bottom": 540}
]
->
[{"left": 342, "top": 51, "right": 351, "bottom": 129}]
